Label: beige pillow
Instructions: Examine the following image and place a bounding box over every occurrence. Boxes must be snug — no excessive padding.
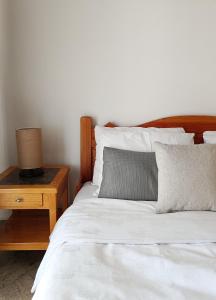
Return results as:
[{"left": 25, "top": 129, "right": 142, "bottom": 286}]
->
[{"left": 155, "top": 143, "right": 216, "bottom": 213}]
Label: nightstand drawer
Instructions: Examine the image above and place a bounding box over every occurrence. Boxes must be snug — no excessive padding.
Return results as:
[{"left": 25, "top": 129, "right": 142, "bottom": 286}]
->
[{"left": 0, "top": 194, "right": 43, "bottom": 208}]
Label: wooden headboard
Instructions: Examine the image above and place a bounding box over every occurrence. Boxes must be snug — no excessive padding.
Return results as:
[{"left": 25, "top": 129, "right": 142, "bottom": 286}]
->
[{"left": 80, "top": 115, "right": 216, "bottom": 184}]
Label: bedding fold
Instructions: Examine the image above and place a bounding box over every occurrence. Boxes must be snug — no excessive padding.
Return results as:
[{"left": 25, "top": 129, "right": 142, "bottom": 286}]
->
[{"left": 50, "top": 198, "right": 216, "bottom": 246}]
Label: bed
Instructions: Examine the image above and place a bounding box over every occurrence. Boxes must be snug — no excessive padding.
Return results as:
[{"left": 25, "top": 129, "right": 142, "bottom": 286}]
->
[{"left": 32, "top": 115, "right": 216, "bottom": 300}]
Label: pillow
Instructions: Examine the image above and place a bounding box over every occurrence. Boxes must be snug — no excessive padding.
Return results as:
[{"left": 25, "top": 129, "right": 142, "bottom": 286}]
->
[
  {"left": 93, "top": 127, "right": 151, "bottom": 186},
  {"left": 114, "top": 126, "right": 186, "bottom": 133},
  {"left": 149, "top": 131, "right": 195, "bottom": 151},
  {"left": 98, "top": 147, "right": 158, "bottom": 201},
  {"left": 93, "top": 125, "right": 194, "bottom": 187},
  {"left": 203, "top": 131, "right": 216, "bottom": 144},
  {"left": 155, "top": 143, "right": 216, "bottom": 213}
]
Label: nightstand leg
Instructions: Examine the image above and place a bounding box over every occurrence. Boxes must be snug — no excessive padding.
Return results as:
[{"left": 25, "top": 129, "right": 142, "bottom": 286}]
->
[
  {"left": 49, "top": 194, "right": 57, "bottom": 232},
  {"left": 62, "top": 187, "right": 68, "bottom": 211}
]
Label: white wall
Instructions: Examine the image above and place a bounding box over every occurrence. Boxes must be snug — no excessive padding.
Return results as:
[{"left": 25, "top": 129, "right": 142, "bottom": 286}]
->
[
  {"left": 0, "top": 0, "right": 8, "bottom": 170},
  {"left": 0, "top": 0, "right": 11, "bottom": 219},
  {"left": 6, "top": 0, "right": 216, "bottom": 191}
]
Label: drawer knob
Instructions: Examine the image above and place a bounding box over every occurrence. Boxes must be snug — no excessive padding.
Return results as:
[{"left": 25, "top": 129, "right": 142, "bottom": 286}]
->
[{"left": 16, "top": 198, "right": 23, "bottom": 203}]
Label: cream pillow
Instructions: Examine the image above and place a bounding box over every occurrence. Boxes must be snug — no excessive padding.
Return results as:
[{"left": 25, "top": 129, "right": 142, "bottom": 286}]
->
[{"left": 155, "top": 143, "right": 216, "bottom": 213}]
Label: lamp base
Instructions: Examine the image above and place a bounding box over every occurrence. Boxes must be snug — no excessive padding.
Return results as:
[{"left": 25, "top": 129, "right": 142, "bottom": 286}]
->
[{"left": 19, "top": 168, "right": 44, "bottom": 178}]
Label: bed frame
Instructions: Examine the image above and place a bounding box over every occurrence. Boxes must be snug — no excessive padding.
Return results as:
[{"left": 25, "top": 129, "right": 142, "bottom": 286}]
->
[{"left": 80, "top": 115, "right": 216, "bottom": 185}]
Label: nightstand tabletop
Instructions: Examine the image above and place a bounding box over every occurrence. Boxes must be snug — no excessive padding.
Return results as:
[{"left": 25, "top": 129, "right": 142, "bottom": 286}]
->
[
  {"left": 0, "top": 165, "right": 69, "bottom": 193},
  {"left": 0, "top": 168, "right": 59, "bottom": 185}
]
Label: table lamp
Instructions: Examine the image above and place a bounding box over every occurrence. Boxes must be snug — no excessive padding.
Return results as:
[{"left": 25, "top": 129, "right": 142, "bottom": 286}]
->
[{"left": 16, "top": 128, "right": 44, "bottom": 177}]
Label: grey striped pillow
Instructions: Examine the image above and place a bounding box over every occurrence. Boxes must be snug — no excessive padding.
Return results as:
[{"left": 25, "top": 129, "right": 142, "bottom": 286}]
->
[{"left": 98, "top": 147, "right": 158, "bottom": 201}]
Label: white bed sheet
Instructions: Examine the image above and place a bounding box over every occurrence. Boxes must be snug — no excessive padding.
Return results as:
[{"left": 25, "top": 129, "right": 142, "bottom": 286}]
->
[{"left": 32, "top": 183, "right": 216, "bottom": 300}]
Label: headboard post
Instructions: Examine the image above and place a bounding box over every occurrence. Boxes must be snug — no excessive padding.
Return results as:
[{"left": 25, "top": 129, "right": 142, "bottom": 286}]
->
[{"left": 80, "top": 116, "right": 93, "bottom": 184}]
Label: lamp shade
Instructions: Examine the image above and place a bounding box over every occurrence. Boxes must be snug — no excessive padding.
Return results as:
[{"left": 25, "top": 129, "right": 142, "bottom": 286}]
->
[{"left": 16, "top": 128, "right": 43, "bottom": 170}]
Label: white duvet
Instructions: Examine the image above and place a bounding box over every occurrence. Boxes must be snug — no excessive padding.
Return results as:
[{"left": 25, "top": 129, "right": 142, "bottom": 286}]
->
[{"left": 32, "top": 184, "right": 216, "bottom": 300}]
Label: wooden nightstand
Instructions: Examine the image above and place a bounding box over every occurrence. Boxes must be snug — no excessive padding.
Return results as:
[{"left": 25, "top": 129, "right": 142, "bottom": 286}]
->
[{"left": 0, "top": 165, "right": 70, "bottom": 251}]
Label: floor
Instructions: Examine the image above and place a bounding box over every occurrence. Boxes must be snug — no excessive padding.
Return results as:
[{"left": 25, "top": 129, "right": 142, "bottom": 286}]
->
[{"left": 0, "top": 251, "right": 44, "bottom": 300}]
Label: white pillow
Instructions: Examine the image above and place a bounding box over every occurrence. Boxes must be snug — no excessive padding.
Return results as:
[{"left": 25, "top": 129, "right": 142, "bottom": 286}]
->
[
  {"left": 203, "top": 131, "right": 216, "bottom": 144},
  {"left": 114, "top": 126, "right": 186, "bottom": 133},
  {"left": 149, "top": 131, "right": 194, "bottom": 151},
  {"left": 93, "top": 126, "right": 194, "bottom": 187},
  {"left": 93, "top": 127, "right": 151, "bottom": 186}
]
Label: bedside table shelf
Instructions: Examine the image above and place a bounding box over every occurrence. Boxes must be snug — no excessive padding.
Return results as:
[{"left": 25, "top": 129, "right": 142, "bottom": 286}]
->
[
  {"left": 0, "top": 211, "right": 49, "bottom": 250},
  {"left": 0, "top": 165, "right": 70, "bottom": 251}
]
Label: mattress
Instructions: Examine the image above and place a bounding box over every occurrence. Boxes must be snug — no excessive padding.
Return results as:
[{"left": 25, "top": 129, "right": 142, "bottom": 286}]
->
[{"left": 32, "top": 182, "right": 216, "bottom": 300}]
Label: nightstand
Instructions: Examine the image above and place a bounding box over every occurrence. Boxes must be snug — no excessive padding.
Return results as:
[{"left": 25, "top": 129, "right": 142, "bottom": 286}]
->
[{"left": 0, "top": 165, "right": 70, "bottom": 251}]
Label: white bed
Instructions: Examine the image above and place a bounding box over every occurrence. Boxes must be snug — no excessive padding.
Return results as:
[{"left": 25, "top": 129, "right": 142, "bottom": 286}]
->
[{"left": 32, "top": 182, "right": 216, "bottom": 300}]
